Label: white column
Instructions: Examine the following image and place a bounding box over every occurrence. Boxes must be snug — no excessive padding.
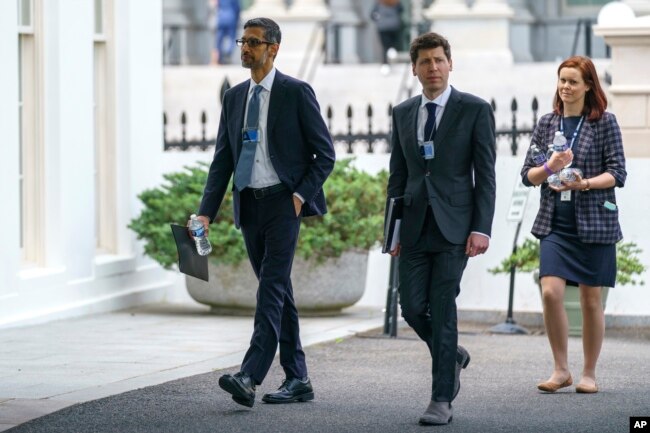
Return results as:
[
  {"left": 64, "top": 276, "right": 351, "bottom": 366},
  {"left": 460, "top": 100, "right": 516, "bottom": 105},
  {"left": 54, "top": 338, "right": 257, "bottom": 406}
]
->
[
  {"left": 425, "top": 0, "right": 469, "bottom": 16},
  {"left": 594, "top": 12, "right": 650, "bottom": 156},
  {"left": 289, "top": 0, "right": 329, "bottom": 18},
  {"left": 509, "top": 0, "right": 535, "bottom": 62},
  {"left": 242, "top": 0, "right": 286, "bottom": 19},
  {"left": 424, "top": 0, "right": 514, "bottom": 65},
  {"left": 472, "top": 0, "right": 513, "bottom": 15},
  {"left": 327, "top": 0, "right": 360, "bottom": 63},
  {"left": 0, "top": 0, "right": 20, "bottom": 298}
]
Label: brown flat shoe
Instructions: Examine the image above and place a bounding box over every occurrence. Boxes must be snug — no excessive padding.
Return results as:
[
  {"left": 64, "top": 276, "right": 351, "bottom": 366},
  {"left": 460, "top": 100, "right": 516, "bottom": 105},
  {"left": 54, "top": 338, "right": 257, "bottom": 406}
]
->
[
  {"left": 537, "top": 376, "right": 573, "bottom": 393},
  {"left": 575, "top": 383, "right": 598, "bottom": 393}
]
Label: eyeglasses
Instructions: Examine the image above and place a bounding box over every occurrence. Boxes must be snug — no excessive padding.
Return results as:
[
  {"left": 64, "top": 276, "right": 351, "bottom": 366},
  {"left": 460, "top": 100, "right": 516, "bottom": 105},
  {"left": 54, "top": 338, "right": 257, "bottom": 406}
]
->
[{"left": 236, "top": 38, "right": 275, "bottom": 48}]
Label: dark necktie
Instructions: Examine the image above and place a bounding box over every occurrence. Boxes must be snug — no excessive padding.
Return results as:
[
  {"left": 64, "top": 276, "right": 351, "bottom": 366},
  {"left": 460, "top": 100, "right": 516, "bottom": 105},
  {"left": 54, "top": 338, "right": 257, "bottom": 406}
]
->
[
  {"left": 234, "top": 85, "right": 263, "bottom": 191},
  {"left": 424, "top": 102, "right": 438, "bottom": 142}
]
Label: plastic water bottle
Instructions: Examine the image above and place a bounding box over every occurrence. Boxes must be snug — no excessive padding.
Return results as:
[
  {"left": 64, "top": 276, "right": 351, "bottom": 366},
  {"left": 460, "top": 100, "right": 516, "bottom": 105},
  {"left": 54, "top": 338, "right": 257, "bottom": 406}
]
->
[
  {"left": 547, "top": 174, "right": 562, "bottom": 188},
  {"left": 546, "top": 148, "right": 554, "bottom": 161},
  {"left": 189, "top": 214, "right": 212, "bottom": 256},
  {"left": 552, "top": 131, "right": 568, "bottom": 152},
  {"left": 559, "top": 168, "right": 583, "bottom": 183},
  {"left": 530, "top": 145, "right": 547, "bottom": 166}
]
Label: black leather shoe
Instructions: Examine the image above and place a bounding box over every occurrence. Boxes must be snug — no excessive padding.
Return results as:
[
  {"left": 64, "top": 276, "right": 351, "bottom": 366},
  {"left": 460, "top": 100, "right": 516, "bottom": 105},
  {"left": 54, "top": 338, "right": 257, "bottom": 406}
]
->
[
  {"left": 452, "top": 345, "right": 471, "bottom": 401},
  {"left": 219, "top": 372, "right": 256, "bottom": 408},
  {"left": 262, "top": 377, "right": 314, "bottom": 404}
]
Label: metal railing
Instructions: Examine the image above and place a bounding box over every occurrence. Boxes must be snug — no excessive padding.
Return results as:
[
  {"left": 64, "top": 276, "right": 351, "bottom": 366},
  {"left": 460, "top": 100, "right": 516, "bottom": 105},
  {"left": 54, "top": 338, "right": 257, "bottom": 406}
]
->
[{"left": 163, "top": 96, "right": 540, "bottom": 156}]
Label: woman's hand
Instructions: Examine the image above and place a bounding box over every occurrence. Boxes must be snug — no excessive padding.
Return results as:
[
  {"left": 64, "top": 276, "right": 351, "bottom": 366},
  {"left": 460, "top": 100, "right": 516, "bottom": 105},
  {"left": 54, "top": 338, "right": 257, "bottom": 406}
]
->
[
  {"left": 546, "top": 148, "right": 573, "bottom": 173},
  {"left": 548, "top": 172, "right": 585, "bottom": 192}
]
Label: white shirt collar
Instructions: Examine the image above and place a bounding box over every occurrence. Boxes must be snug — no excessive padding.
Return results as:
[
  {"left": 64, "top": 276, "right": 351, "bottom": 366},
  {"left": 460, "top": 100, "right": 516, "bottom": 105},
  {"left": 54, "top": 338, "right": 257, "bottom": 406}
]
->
[
  {"left": 419, "top": 85, "right": 452, "bottom": 109},
  {"left": 249, "top": 67, "right": 276, "bottom": 94}
]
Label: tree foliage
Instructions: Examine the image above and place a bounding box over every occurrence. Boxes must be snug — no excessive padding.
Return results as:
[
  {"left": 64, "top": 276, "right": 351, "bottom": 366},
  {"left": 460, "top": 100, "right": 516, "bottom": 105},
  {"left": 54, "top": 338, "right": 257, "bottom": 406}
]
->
[{"left": 129, "top": 159, "right": 388, "bottom": 268}]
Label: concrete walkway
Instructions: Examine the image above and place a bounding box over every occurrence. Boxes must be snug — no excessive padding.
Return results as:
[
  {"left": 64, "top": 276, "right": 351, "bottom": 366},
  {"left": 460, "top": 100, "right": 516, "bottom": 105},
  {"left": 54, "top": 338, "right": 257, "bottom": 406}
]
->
[
  {"left": 0, "top": 301, "right": 385, "bottom": 431},
  {"left": 2, "top": 314, "right": 649, "bottom": 433}
]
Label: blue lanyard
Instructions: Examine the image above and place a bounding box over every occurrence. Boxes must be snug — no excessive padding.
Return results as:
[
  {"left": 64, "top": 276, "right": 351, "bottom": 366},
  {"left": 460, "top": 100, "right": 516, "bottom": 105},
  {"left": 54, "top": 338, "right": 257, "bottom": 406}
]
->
[{"left": 559, "top": 115, "right": 585, "bottom": 150}]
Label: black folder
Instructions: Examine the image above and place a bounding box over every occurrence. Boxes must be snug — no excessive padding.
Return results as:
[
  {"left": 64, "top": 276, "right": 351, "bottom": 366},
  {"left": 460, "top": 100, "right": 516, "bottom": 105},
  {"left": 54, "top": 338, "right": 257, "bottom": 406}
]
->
[
  {"left": 382, "top": 196, "right": 403, "bottom": 253},
  {"left": 170, "top": 224, "right": 209, "bottom": 282}
]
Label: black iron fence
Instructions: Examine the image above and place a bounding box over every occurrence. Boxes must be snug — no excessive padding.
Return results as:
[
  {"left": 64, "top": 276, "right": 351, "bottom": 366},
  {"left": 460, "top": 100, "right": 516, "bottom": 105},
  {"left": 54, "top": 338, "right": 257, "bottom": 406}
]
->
[
  {"left": 494, "top": 97, "right": 539, "bottom": 156},
  {"left": 163, "top": 96, "right": 540, "bottom": 156}
]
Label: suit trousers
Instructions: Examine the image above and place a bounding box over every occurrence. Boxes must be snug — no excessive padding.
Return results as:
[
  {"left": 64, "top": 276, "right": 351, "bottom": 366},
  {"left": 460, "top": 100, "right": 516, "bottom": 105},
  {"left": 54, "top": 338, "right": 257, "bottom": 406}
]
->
[
  {"left": 398, "top": 208, "right": 468, "bottom": 401},
  {"left": 239, "top": 188, "right": 307, "bottom": 385}
]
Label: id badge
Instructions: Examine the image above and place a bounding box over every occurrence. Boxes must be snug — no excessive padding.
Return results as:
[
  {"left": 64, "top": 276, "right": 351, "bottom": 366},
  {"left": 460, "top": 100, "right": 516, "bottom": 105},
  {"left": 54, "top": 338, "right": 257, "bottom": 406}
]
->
[
  {"left": 419, "top": 140, "right": 435, "bottom": 160},
  {"left": 242, "top": 127, "right": 259, "bottom": 143},
  {"left": 560, "top": 190, "right": 571, "bottom": 201}
]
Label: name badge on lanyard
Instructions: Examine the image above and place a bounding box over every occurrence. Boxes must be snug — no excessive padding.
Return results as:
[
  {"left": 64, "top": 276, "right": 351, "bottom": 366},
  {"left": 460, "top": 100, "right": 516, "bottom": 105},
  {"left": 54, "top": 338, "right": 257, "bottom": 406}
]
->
[
  {"left": 242, "top": 127, "right": 260, "bottom": 143},
  {"left": 419, "top": 141, "right": 435, "bottom": 160},
  {"left": 561, "top": 190, "right": 572, "bottom": 201}
]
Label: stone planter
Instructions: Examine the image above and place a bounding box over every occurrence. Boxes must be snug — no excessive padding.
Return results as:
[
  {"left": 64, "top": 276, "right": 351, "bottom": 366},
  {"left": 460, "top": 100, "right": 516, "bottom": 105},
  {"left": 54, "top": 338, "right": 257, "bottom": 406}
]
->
[
  {"left": 186, "top": 250, "right": 368, "bottom": 316},
  {"left": 534, "top": 271, "right": 610, "bottom": 337}
]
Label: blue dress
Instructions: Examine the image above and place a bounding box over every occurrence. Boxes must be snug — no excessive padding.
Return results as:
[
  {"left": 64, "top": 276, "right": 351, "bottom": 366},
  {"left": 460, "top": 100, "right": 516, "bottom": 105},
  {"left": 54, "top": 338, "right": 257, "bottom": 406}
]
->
[{"left": 539, "top": 116, "right": 616, "bottom": 287}]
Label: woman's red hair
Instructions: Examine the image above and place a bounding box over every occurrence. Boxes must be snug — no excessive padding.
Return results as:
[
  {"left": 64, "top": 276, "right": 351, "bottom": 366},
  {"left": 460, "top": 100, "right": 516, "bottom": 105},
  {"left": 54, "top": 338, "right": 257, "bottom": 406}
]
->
[{"left": 553, "top": 56, "right": 607, "bottom": 121}]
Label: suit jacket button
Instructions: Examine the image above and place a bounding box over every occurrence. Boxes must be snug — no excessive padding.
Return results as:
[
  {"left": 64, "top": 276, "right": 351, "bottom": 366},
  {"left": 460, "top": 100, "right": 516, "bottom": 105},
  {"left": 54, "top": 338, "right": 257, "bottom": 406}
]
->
[{"left": 425, "top": 171, "right": 430, "bottom": 176}]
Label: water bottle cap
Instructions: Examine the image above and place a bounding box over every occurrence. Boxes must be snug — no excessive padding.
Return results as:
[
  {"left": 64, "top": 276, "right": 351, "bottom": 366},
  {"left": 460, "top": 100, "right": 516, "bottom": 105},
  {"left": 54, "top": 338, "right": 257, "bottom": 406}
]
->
[
  {"left": 554, "top": 131, "right": 562, "bottom": 136},
  {"left": 190, "top": 214, "right": 197, "bottom": 219}
]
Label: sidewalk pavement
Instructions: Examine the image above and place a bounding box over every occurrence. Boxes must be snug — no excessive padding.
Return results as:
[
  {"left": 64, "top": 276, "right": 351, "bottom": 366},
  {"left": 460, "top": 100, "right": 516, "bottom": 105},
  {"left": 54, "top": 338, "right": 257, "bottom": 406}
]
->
[
  {"left": 2, "top": 301, "right": 649, "bottom": 433},
  {"left": 0, "top": 301, "right": 385, "bottom": 432}
]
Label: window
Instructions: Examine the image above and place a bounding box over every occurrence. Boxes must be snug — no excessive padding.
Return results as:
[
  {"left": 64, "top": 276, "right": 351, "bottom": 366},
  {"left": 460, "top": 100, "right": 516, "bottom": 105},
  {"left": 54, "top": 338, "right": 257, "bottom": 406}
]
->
[
  {"left": 94, "top": 0, "right": 117, "bottom": 253},
  {"left": 18, "top": 0, "right": 44, "bottom": 265},
  {"left": 18, "top": 0, "right": 32, "bottom": 28},
  {"left": 94, "top": 0, "right": 104, "bottom": 35}
]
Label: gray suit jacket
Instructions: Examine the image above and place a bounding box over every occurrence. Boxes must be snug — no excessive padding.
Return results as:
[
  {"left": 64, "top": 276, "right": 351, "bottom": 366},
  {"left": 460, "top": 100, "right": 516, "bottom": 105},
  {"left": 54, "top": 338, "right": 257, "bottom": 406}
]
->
[{"left": 387, "top": 87, "right": 497, "bottom": 246}]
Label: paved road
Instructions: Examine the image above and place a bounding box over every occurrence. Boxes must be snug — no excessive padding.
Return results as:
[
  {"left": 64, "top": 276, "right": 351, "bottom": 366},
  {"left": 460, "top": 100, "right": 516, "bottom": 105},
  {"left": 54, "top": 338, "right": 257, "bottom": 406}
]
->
[{"left": 5, "top": 324, "right": 649, "bottom": 433}]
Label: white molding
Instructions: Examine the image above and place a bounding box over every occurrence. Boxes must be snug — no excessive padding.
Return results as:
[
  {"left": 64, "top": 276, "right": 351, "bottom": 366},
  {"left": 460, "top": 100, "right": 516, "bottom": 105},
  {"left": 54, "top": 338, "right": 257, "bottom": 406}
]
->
[{"left": 94, "top": 254, "right": 136, "bottom": 278}]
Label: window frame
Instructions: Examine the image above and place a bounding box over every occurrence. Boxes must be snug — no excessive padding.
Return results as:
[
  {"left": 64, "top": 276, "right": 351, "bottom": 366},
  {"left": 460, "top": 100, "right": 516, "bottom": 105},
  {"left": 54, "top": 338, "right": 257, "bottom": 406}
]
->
[
  {"left": 18, "top": 0, "right": 44, "bottom": 265},
  {"left": 93, "top": 0, "right": 117, "bottom": 254}
]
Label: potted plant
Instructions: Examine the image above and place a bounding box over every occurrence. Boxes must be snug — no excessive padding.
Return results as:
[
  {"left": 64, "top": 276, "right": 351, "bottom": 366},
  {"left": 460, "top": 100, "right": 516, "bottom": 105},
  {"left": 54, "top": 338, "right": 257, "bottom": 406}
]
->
[
  {"left": 129, "top": 158, "right": 388, "bottom": 315},
  {"left": 489, "top": 238, "right": 646, "bottom": 336}
]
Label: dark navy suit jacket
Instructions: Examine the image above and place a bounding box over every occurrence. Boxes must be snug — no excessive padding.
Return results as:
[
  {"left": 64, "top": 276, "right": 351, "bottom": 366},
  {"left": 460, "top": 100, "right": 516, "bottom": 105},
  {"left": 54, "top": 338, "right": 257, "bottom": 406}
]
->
[{"left": 199, "top": 70, "right": 335, "bottom": 228}]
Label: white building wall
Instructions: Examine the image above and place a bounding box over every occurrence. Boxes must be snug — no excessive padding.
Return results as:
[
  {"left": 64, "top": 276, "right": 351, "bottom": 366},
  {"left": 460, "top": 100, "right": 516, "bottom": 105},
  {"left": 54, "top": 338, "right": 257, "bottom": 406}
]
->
[
  {"left": 48, "top": 0, "right": 96, "bottom": 278},
  {"left": 0, "top": 1, "right": 21, "bottom": 301},
  {"left": 0, "top": 0, "right": 174, "bottom": 329}
]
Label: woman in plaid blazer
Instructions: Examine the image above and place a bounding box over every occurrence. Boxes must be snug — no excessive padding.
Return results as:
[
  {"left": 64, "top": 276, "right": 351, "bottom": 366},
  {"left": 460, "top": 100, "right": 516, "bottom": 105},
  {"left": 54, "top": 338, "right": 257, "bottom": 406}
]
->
[{"left": 521, "top": 56, "right": 626, "bottom": 395}]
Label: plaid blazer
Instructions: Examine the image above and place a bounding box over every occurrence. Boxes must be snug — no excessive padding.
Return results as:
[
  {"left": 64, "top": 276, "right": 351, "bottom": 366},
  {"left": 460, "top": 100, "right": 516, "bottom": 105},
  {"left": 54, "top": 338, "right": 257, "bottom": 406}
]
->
[{"left": 521, "top": 112, "right": 626, "bottom": 244}]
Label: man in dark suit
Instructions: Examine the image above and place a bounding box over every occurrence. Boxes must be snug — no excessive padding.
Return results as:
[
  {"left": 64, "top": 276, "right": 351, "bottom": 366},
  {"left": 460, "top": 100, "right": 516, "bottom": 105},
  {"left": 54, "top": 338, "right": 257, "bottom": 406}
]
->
[
  {"left": 193, "top": 17, "right": 335, "bottom": 408},
  {"left": 386, "top": 32, "right": 496, "bottom": 425}
]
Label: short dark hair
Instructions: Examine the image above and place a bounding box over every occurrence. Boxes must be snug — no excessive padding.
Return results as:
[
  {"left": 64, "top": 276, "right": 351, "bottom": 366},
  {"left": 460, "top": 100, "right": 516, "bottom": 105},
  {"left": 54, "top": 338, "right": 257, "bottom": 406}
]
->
[
  {"left": 553, "top": 56, "right": 607, "bottom": 122},
  {"left": 243, "top": 17, "right": 282, "bottom": 44},
  {"left": 409, "top": 32, "right": 451, "bottom": 64}
]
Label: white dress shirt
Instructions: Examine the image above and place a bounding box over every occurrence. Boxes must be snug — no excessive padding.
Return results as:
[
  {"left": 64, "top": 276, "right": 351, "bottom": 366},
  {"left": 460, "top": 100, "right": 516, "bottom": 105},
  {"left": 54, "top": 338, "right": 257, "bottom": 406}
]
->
[{"left": 244, "top": 67, "right": 281, "bottom": 189}]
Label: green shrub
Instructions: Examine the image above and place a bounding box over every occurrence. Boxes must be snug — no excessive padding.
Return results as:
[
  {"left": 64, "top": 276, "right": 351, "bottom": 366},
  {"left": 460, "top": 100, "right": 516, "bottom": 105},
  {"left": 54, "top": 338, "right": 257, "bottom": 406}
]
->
[
  {"left": 129, "top": 158, "right": 388, "bottom": 268},
  {"left": 488, "top": 238, "right": 646, "bottom": 286}
]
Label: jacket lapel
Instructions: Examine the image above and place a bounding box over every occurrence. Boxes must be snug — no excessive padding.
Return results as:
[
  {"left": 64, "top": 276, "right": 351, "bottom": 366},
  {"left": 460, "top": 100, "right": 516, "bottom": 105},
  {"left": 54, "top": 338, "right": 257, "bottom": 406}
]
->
[
  {"left": 433, "top": 88, "right": 462, "bottom": 150},
  {"left": 234, "top": 80, "right": 250, "bottom": 157},
  {"left": 405, "top": 98, "right": 425, "bottom": 169},
  {"left": 266, "top": 70, "right": 286, "bottom": 139},
  {"left": 573, "top": 118, "right": 594, "bottom": 167}
]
